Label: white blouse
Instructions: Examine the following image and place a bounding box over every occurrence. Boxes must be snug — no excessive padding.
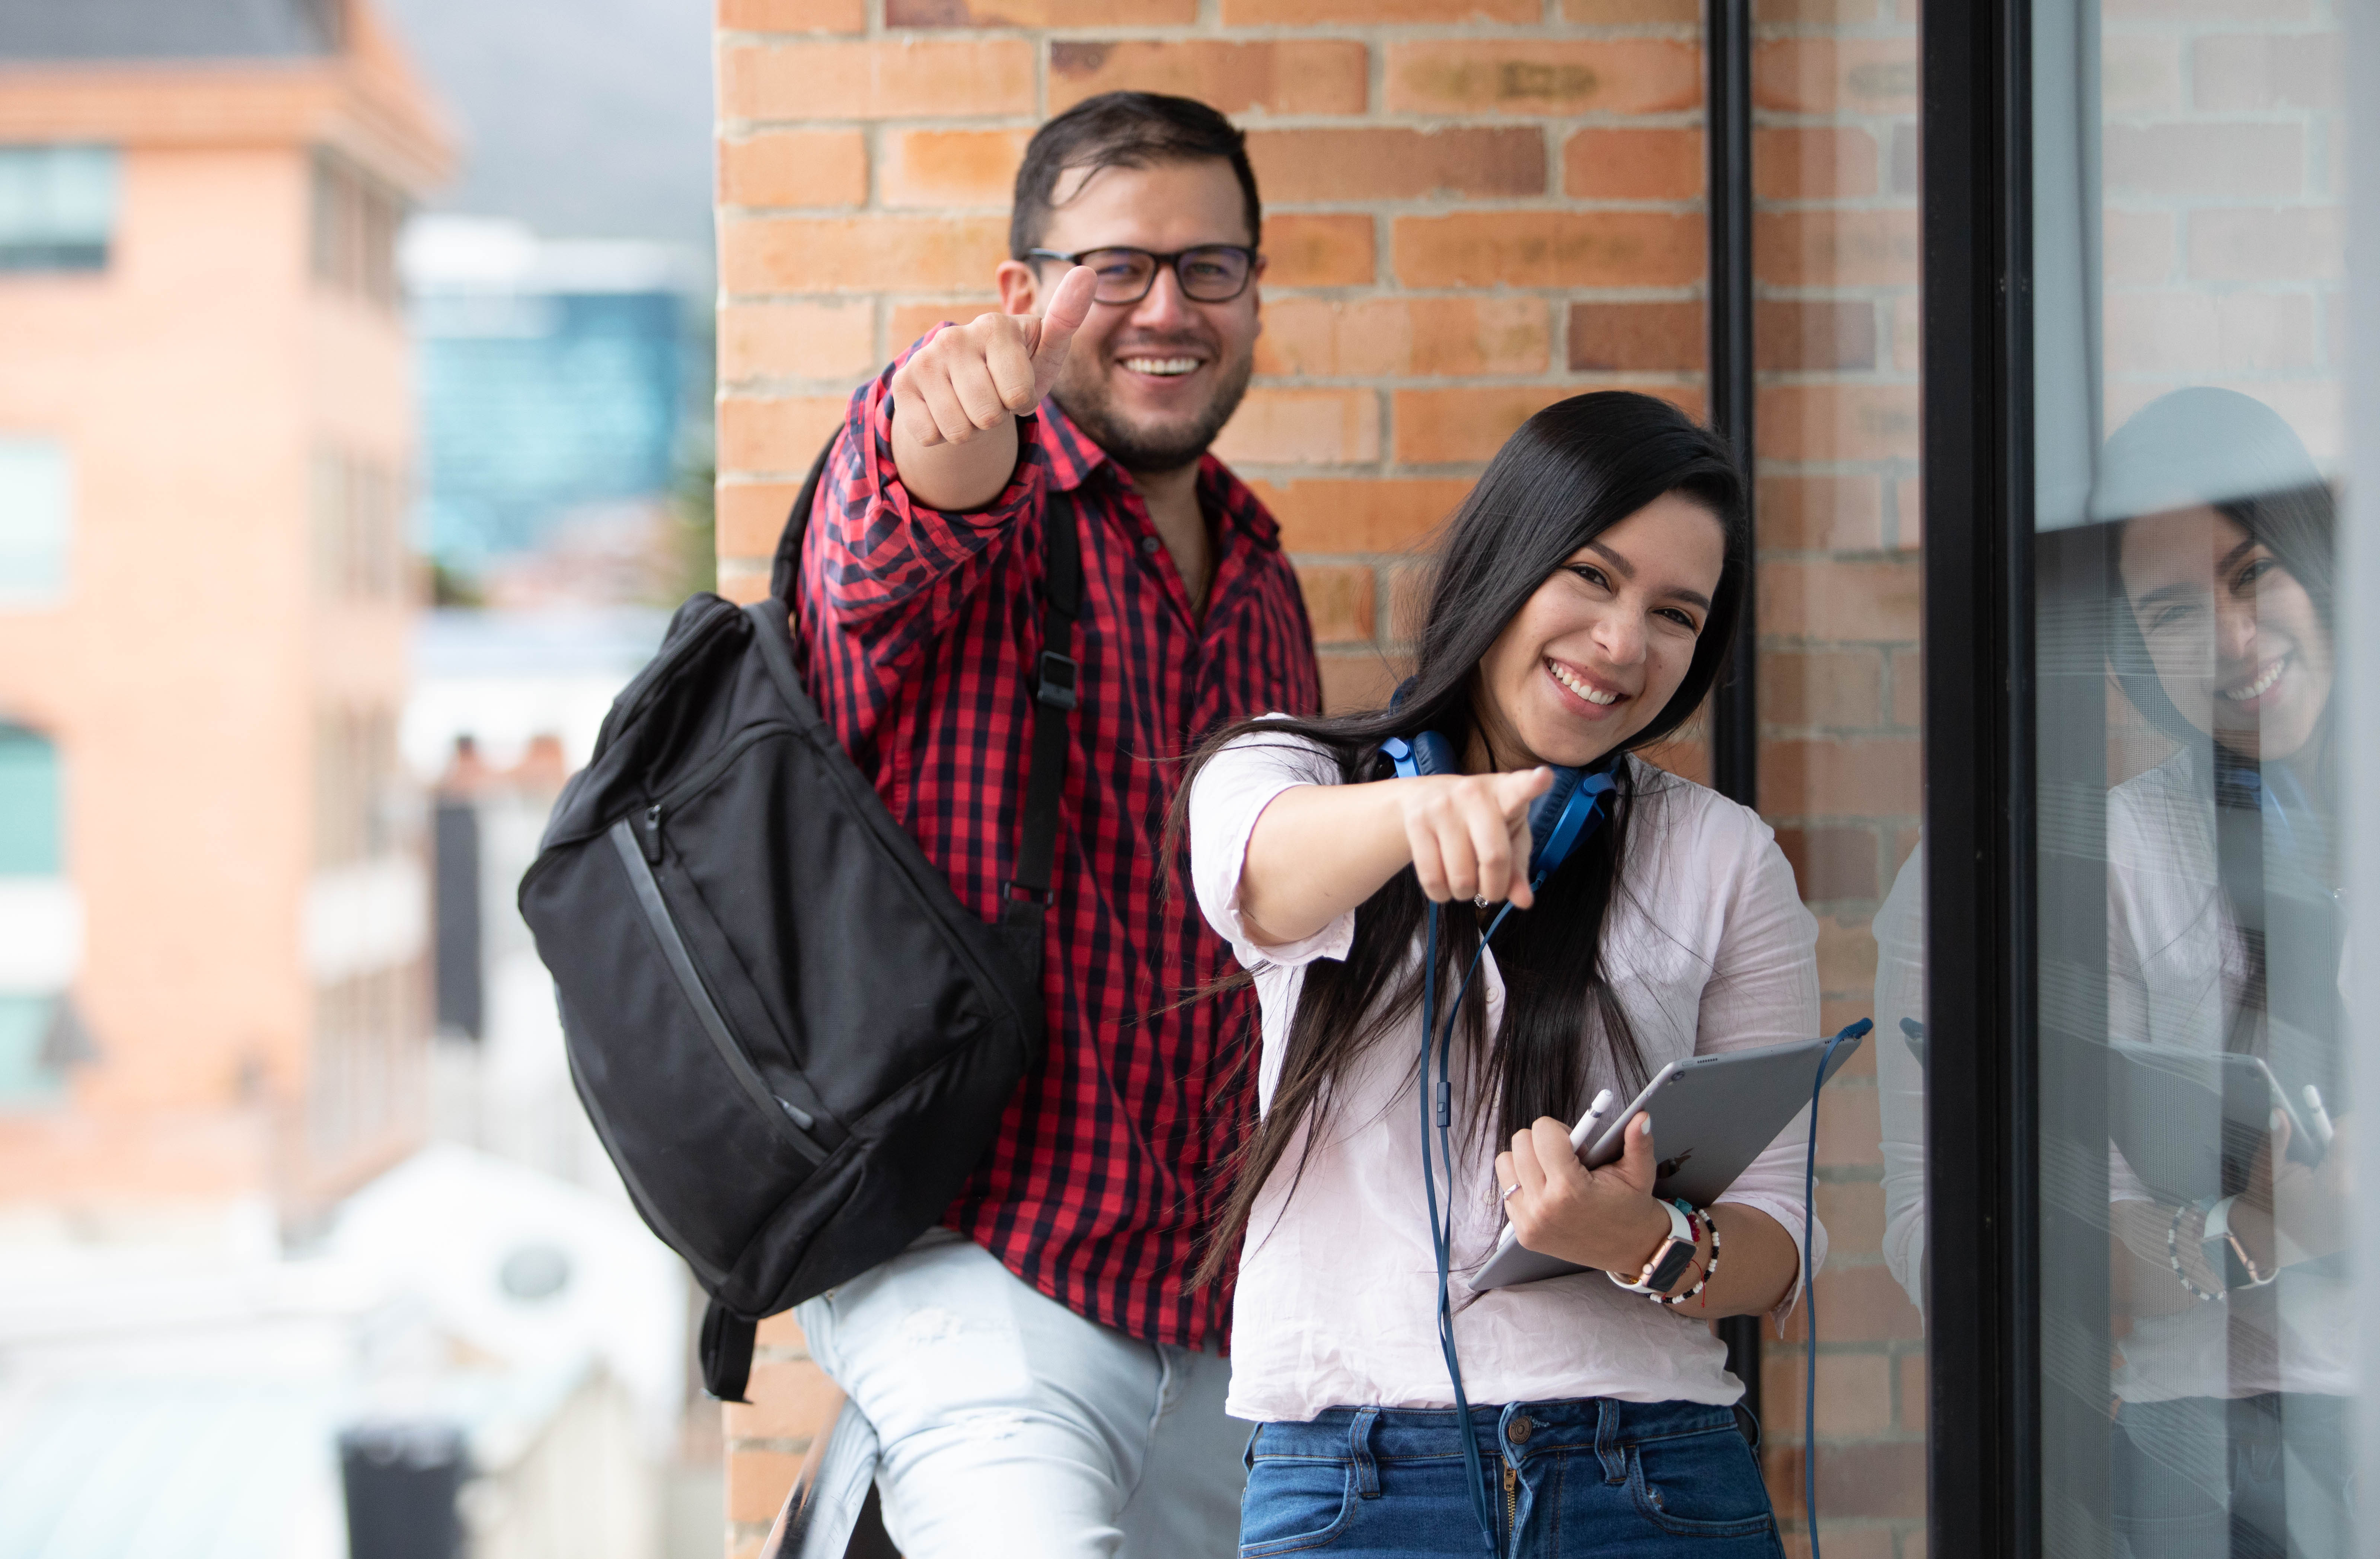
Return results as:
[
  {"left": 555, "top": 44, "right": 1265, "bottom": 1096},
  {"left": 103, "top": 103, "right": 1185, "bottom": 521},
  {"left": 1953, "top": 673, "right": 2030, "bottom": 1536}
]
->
[{"left": 1189, "top": 729, "right": 1827, "bottom": 1424}]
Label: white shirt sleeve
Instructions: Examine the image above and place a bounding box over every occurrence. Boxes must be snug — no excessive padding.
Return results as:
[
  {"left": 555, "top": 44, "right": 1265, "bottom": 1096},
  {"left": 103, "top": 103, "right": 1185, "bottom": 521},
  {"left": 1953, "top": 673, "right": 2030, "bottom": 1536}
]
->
[
  {"left": 1186, "top": 722, "right": 1358, "bottom": 970},
  {"left": 1691, "top": 805, "right": 1829, "bottom": 1329}
]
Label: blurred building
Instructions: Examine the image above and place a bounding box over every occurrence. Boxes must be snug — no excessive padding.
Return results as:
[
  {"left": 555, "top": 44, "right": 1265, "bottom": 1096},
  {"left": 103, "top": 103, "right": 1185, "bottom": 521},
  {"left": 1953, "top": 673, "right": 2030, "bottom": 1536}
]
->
[
  {"left": 0, "top": 0, "right": 454, "bottom": 1232},
  {"left": 402, "top": 216, "right": 701, "bottom": 582}
]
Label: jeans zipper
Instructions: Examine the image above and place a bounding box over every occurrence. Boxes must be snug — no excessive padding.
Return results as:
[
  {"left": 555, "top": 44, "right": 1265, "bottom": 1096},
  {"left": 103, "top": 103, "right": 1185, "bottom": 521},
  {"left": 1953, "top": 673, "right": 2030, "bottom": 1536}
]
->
[{"left": 1503, "top": 1462, "right": 1516, "bottom": 1543}]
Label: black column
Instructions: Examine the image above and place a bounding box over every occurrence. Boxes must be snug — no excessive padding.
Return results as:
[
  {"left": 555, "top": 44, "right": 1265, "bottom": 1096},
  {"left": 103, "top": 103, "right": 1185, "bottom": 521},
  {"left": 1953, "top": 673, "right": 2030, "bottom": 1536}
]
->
[{"left": 1704, "top": 0, "right": 1763, "bottom": 1422}]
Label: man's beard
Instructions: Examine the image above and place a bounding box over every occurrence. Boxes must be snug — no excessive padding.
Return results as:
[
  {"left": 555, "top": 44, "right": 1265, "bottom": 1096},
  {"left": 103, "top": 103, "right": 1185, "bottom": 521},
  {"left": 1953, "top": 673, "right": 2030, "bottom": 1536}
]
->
[{"left": 1047, "top": 342, "right": 1256, "bottom": 476}]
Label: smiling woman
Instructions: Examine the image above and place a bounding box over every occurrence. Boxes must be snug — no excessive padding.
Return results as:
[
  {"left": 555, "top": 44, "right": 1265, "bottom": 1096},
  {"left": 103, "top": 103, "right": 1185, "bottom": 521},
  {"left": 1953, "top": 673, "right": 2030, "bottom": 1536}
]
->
[{"left": 1176, "top": 390, "right": 1820, "bottom": 1557}]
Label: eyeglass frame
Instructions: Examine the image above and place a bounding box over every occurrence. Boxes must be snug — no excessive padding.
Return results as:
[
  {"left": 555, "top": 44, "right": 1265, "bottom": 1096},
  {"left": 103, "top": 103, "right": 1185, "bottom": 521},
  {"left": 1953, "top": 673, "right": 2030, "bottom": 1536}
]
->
[{"left": 1021, "top": 245, "right": 1261, "bottom": 305}]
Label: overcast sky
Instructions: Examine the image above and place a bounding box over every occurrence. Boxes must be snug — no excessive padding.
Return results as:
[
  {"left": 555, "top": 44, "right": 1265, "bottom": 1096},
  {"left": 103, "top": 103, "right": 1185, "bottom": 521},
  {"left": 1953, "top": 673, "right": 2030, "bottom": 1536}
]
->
[{"left": 377, "top": 0, "right": 713, "bottom": 252}]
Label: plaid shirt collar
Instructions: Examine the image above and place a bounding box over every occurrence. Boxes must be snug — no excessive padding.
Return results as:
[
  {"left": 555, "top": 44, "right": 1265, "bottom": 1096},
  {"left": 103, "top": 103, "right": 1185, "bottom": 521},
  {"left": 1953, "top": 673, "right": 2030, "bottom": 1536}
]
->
[{"left": 1034, "top": 397, "right": 1282, "bottom": 553}]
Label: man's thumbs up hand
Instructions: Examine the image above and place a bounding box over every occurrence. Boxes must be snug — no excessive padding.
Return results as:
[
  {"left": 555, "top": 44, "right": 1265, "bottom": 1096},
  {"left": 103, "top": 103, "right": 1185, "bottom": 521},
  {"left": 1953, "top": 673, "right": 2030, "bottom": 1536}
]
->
[{"left": 895, "top": 265, "right": 1097, "bottom": 449}]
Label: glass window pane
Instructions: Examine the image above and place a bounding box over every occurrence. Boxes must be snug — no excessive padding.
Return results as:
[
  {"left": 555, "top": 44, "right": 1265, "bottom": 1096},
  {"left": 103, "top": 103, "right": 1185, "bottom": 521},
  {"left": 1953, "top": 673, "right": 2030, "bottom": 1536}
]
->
[
  {"left": 0, "top": 995, "right": 63, "bottom": 1108},
  {"left": 1750, "top": 1, "right": 1928, "bottom": 1549},
  {"left": 0, "top": 145, "right": 118, "bottom": 271},
  {"left": 2032, "top": 1, "right": 2351, "bottom": 1551},
  {"left": 0, "top": 726, "right": 60, "bottom": 876},
  {"left": 0, "top": 436, "right": 71, "bottom": 603}
]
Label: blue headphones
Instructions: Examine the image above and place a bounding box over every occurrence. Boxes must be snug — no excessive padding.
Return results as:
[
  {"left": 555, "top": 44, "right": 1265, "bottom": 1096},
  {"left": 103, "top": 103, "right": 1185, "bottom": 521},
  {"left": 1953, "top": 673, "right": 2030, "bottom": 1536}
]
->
[
  {"left": 1380, "top": 729, "right": 1620, "bottom": 891},
  {"left": 1381, "top": 722, "right": 1621, "bottom": 1553}
]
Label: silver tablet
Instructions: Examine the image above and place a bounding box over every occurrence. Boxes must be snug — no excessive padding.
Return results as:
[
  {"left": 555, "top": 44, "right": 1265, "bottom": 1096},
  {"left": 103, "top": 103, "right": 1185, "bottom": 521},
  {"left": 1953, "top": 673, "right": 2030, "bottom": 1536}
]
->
[{"left": 1472, "top": 1032, "right": 1864, "bottom": 1291}]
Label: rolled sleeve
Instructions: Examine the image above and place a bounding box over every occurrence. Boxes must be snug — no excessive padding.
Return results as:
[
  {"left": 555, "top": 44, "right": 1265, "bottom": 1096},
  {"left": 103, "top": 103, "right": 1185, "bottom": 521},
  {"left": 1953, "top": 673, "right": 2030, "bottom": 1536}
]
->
[{"left": 1187, "top": 725, "right": 1356, "bottom": 970}]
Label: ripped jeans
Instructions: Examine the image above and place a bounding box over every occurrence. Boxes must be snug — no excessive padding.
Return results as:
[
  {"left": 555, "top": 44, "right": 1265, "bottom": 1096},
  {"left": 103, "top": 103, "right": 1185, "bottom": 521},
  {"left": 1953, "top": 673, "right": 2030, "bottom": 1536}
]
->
[{"left": 794, "top": 1228, "right": 1248, "bottom": 1559}]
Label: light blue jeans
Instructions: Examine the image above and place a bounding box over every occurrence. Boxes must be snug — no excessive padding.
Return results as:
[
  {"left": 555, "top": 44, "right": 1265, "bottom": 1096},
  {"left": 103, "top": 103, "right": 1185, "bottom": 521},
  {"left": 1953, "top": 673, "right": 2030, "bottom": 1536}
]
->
[{"left": 794, "top": 1228, "right": 1248, "bottom": 1559}]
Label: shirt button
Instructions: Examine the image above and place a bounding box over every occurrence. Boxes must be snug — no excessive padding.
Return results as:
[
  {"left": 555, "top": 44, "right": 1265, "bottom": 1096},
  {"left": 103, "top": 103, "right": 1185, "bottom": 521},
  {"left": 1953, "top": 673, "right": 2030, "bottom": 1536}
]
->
[
  {"left": 1507, "top": 1415, "right": 1534, "bottom": 1444},
  {"left": 1139, "top": 535, "right": 1161, "bottom": 556}
]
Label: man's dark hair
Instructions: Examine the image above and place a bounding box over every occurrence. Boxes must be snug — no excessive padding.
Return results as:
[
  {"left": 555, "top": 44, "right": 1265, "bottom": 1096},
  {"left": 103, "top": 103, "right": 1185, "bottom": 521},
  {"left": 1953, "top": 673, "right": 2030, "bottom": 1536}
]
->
[{"left": 1009, "top": 92, "right": 1261, "bottom": 260}]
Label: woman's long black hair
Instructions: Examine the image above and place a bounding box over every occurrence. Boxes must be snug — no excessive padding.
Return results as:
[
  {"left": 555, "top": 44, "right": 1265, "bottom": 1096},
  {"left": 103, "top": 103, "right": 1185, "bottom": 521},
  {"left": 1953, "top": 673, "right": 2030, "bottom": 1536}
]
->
[{"left": 1176, "top": 391, "right": 1747, "bottom": 1289}]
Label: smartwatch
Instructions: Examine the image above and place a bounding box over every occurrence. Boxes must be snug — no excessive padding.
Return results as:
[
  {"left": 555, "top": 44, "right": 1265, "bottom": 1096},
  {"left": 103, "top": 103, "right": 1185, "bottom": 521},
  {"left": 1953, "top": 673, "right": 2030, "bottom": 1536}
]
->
[
  {"left": 2200, "top": 1196, "right": 2276, "bottom": 1290},
  {"left": 1610, "top": 1199, "right": 1699, "bottom": 1295}
]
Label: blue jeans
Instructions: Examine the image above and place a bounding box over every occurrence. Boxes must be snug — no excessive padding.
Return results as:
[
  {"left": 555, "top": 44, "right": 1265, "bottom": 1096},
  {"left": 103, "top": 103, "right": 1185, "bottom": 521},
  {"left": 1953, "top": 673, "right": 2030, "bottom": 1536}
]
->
[{"left": 1239, "top": 1399, "right": 1783, "bottom": 1558}]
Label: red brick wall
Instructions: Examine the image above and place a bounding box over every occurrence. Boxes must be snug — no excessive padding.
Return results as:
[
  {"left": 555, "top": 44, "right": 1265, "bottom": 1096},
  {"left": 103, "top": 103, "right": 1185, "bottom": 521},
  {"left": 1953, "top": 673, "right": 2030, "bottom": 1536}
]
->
[{"left": 1748, "top": 2, "right": 1924, "bottom": 1556}]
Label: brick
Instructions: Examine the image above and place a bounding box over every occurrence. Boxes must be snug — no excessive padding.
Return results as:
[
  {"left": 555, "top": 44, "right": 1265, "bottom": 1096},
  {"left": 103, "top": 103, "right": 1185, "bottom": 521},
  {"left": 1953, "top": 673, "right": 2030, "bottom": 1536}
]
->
[
  {"left": 1815, "top": 1438, "right": 1926, "bottom": 1517},
  {"left": 1320, "top": 652, "right": 1404, "bottom": 715},
  {"left": 2102, "top": 33, "right": 2182, "bottom": 115},
  {"left": 881, "top": 128, "right": 1031, "bottom": 209},
  {"left": 1392, "top": 384, "right": 1704, "bottom": 465},
  {"left": 1562, "top": 0, "right": 1698, "bottom": 19},
  {"left": 1752, "top": 39, "right": 1918, "bottom": 116},
  {"left": 1759, "top": 736, "right": 1920, "bottom": 818},
  {"left": 1754, "top": 0, "right": 1885, "bottom": 18},
  {"left": 2103, "top": 211, "right": 2175, "bottom": 284},
  {"left": 1228, "top": 0, "right": 1535, "bottom": 19},
  {"left": 1756, "top": 385, "right": 1919, "bottom": 463},
  {"left": 1295, "top": 564, "right": 1377, "bottom": 644},
  {"left": 723, "top": 216, "right": 1009, "bottom": 293},
  {"left": 1637, "top": 731, "right": 1710, "bottom": 787},
  {"left": 887, "top": 0, "right": 1193, "bottom": 22},
  {"left": 1816, "top": 913, "right": 1879, "bottom": 992},
  {"left": 1567, "top": 302, "right": 1703, "bottom": 372},
  {"left": 1561, "top": 128, "right": 1703, "bottom": 200},
  {"left": 1889, "top": 291, "right": 1918, "bottom": 373},
  {"left": 1387, "top": 558, "right": 1435, "bottom": 639},
  {"left": 1048, "top": 40, "right": 1369, "bottom": 117},
  {"left": 1758, "top": 476, "right": 1883, "bottom": 552},
  {"left": 719, "top": 0, "right": 865, "bottom": 31},
  {"left": 1754, "top": 210, "right": 1918, "bottom": 286},
  {"left": 2104, "top": 123, "right": 2304, "bottom": 200},
  {"left": 1210, "top": 388, "right": 1381, "bottom": 467},
  {"left": 1760, "top": 1348, "right": 1892, "bottom": 1439},
  {"left": 1760, "top": 557, "right": 1920, "bottom": 641},
  {"left": 1755, "top": 301, "right": 1875, "bottom": 372},
  {"left": 1395, "top": 211, "right": 1704, "bottom": 289},
  {"left": 889, "top": 299, "right": 1000, "bottom": 350},
  {"left": 719, "top": 396, "right": 851, "bottom": 472},
  {"left": 1888, "top": 121, "right": 1918, "bottom": 198},
  {"left": 1263, "top": 214, "right": 1376, "bottom": 289},
  {"left": 719, "top": 39, "right": 1033, "bottom": 120},
  {"left": 2188, "top": 206, "right": 2345, "bottom": 282},
  {"left": 1246, "top": 127, "right": 1545, "bottom": 205},
  {"left": 1774, "top": 823, "right": 1879, "bottom": 906},
  {"left": 2103, "top": 290, "right": 2316, "bottom": 376},
  {"left": 718, "top": 481, "right": 807, "bottom": 557},
  {"left": 1257, "top": 298, "right": 1548, "bottom": 379},
  {"left": 724, "top": 1359, "right": 846, "bottom": 1442},
  {"left": 2192, "top": 33, "right": 2342, "bottom": 112},
  {"left": 1888, "top": 646, "right": 1921, "bottom": 726},
  {"left": 719, "top": 300, "right": 875, "bottom": 382},
  {"left": 1249, "top": 478, "right": 1475, "bottom": 554},
  {"left": 727, "top": 1448, "right": 803, "bottom": 1524},
  {"left": 1762, "top": 653, "right": 1883, "bottom": 731},
  {"left": 1752, "top": 127, "right": 1879, "bottom": 201},
  {"left": 718, "top": 130, "right": 865, "bottom": 209},
  {"left": 1387, "top": 39, "right": 1700, "bottom": 117},
  {"left": 1897, "top": 1351, "right": 1927, "bottom": 1432}
]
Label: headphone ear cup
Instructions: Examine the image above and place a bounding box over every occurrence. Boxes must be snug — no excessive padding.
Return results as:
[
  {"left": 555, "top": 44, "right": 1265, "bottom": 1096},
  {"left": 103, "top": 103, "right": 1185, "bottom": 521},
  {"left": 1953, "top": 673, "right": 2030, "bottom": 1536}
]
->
[
  {"left": 1410, "top": 730, "right": 1460, "bottom": 776},
  {"left": 1527, "top": 767, "right": 1617, "bottom": 881}
]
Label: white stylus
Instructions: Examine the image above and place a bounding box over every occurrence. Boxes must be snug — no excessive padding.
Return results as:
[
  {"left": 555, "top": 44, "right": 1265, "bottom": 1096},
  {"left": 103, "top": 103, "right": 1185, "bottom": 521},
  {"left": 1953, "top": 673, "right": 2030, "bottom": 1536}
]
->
[
  {"left": 1502, "top": 1087, "right": 1615, "bottom": 1203},
  {"left": 2304, "top": 1084, "right": 2337, "bottom": 1150}
]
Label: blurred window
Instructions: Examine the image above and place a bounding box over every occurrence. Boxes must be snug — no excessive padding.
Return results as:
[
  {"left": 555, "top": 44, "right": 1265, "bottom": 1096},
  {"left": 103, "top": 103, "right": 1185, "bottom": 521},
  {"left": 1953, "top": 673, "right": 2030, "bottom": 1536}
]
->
[
  {"left": 0, "top": 145, "right": 118, "bottom": 273},
  {"left": 311, "top": 151, "right": 403, "bottom": 312},
  {"left": 312, "top": 445, "right": 408, "bottom": 601},
  {"left": 0, "top": 724, "right": 59, "bottom": 875},
  {"left": 0, "top": 436, "right": 69, "bottom": 604}
]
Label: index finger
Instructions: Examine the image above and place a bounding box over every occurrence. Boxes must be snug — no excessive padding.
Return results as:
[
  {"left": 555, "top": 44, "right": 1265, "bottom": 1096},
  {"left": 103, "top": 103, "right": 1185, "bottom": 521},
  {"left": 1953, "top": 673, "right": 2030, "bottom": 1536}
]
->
[{"left": 1493, "top": 764, "right": 1554, "bottom": 823}]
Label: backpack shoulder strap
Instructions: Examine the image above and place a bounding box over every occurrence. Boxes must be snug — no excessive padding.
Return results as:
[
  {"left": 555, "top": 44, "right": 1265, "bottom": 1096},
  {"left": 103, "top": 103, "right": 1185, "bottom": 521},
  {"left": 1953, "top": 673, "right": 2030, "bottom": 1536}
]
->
[
  {"left": 997, "top": 498, "right": 1082, "bottom": 977},
  {"left": 768, "top": 433, "right": 842, "bottom": 611}
]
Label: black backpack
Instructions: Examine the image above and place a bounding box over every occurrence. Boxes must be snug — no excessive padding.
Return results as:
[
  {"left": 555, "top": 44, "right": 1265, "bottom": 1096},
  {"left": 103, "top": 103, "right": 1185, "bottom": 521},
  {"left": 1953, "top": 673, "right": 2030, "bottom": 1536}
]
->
[{"left": 518, "top": 438, "right": 1081, "bottom": 1400}]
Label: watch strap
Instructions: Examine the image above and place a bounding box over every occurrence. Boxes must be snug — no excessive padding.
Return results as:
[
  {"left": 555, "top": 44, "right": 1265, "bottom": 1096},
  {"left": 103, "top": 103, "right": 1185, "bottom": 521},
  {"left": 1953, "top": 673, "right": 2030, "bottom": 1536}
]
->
[{"left": 1609, "top": 1199, "right": 1696, "bottom": 1295}]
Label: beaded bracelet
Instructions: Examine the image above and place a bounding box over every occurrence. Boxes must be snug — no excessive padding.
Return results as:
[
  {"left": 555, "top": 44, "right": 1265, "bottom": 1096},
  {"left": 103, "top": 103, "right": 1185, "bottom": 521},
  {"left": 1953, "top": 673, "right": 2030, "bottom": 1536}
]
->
[
  {"left": 1652, "top": 1199, "right": 1720, "bottom": 1308},
  {"left": 2165, "top": 1201, "right": 2221, "bottom": 1303}
]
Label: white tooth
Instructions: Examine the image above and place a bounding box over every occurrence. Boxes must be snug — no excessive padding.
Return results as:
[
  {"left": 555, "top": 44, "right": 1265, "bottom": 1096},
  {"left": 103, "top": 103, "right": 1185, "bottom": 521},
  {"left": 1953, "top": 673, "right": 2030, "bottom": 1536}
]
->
[{"left": 2223, "top": 658, "right": 2285, "bottom": 701}]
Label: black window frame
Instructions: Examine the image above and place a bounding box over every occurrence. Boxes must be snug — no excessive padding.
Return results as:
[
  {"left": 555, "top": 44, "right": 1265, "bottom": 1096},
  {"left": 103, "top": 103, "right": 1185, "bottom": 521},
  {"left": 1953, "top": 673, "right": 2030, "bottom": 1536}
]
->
[{"left": 1919, "top": 0, "right": 2037, "bottom": 1552}]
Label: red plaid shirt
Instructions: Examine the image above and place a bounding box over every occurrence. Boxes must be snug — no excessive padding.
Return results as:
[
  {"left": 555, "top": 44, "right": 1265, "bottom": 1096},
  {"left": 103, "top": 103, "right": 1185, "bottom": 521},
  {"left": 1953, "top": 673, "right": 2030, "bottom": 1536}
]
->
[{"left": 795, "top": 340, "right": 1321, "bottom": 1348}]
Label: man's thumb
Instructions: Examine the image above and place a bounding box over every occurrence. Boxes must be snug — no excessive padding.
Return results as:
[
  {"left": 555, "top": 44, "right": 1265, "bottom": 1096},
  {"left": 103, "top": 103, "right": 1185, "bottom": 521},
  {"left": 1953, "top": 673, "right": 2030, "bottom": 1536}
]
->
[{"left": 1028, "top": 265, "right": 1098, "bottom": 373}]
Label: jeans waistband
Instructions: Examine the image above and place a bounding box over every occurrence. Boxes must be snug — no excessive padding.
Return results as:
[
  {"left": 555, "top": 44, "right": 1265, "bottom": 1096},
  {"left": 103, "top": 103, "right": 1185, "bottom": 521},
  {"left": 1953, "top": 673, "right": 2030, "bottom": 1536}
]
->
[{"left": 1251, "top": 1399, "right": 1742, "bottom": 1474}]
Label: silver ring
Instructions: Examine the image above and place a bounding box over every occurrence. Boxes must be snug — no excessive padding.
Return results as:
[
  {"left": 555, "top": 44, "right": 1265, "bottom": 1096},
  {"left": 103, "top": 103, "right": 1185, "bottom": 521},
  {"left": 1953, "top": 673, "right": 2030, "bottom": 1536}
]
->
[{"left": 1473, "top": 894, "right": 1490, "bottom": 909}]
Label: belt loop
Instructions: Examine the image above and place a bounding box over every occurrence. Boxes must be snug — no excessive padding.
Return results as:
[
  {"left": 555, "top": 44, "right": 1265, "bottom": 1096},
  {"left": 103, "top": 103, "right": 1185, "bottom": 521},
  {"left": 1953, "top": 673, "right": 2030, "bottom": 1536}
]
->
[
  {"left": 1594, "top": 1399, "right": 1627, "bottom": 1486},
  {"left": 1243, "top": 1423, "right": 1262, "bottom": 1474},
  {"left": 1350, "top": 1407, "right": 1382, "bottom": 1498}
]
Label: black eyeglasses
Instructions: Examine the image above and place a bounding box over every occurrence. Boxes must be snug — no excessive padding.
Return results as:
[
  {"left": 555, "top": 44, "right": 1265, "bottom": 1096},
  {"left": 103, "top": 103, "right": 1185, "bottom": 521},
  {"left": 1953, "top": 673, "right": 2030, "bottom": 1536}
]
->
[{"left": 1023, "top": 245, "right": 1258, "bottom": 305}]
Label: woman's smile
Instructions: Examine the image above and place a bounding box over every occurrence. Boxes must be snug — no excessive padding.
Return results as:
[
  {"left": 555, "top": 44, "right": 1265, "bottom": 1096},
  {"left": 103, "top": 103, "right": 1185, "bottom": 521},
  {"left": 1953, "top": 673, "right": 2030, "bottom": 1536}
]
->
[{"left": 1545, "top": 656, "right": 1629, "bottom": 715}]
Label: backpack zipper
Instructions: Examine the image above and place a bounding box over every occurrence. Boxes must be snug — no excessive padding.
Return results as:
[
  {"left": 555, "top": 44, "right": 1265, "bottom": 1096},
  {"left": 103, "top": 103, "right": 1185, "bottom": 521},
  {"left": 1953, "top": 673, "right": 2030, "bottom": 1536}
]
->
[{"left": 607, "top": 818, "right": 827, "bottom": 1165}]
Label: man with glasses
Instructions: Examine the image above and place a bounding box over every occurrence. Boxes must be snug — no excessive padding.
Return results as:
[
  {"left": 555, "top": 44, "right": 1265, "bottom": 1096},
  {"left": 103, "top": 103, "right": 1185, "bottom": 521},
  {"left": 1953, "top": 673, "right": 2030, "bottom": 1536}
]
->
[{"left": 786, "top": 92, "right": 1320, "bottom": 1558}]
